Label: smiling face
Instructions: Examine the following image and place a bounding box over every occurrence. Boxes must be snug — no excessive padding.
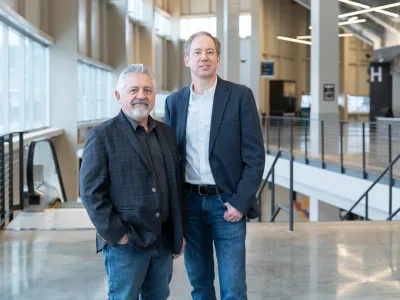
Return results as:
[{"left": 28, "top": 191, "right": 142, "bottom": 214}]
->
[
  {"left": 115, "top": 72, "right": 155, "bottom": 120},
  {"left": 184, "top": 34, "right": 220, "bottom": 81}
]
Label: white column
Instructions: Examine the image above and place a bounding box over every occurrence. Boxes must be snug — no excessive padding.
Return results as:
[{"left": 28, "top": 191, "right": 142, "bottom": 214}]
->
[
  {"left": 393, "top": 74, "right": 400, "bottom": 117},
  {"left": 250, "top": 0, "right": 261, "bottom": 112},
  {"left": 310, "top": 0, "right": 339, "bottom": 155},
  {"left": 91, "top": 0, "right": 101, "bottom": 61},
  {"left": 309, "top": 196, "right": 319, "bottom": 222},
  {"left": 216, "top": 0, "right": 225, "bottom": 79},
  {"left": 49, "top": 0, "right": 79, "bottom": 201},
  {"left": 216, "top": 0, "right": 240, "bottom": 83}
]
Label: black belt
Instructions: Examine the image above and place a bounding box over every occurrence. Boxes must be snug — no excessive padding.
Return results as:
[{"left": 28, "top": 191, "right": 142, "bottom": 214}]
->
[{"left": 186, "top": 183, "right": 222, "bottom": 196}]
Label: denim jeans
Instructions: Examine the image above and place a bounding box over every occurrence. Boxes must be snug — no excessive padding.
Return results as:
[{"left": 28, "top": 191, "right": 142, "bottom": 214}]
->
[
  {"left": 102, "top": 234, "right": 172, "bottom": 300},
  {"left": 184, "top": 192, "right": 247, "bottom": 300}
]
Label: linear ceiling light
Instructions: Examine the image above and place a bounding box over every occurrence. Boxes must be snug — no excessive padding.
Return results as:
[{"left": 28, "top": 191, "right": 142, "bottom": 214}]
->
[
  {"left": 309, "top": 18, "right": 366, "bottom": 29},
  {"left": 373, "top": 9, "right": 399, "bottom": 17},
  {"left": 277, "top": 36, "right": 312, "bottom": 45},
  {"left": 339, "top": 0, "right": 400, "bottom": 18},
  {"left": 297, "top": 33, "right": 353, "bottom": 40},
  {"left": 339, "top": 2, "right": 400, "bottom": 18},
  {"left": 348, "top": 16, "right": 359, "bottom": 21},
  {"left": 338, "top": 18, "right": 367, "bottom": 26}
]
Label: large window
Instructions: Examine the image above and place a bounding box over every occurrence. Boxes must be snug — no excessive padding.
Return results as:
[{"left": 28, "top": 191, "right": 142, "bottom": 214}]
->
[
  {"left": 180, "top": 15, "right": 251, "bottom": 40},
  {"left": 128, "top": 0, "right": 143, "bottom": 22},
  {"left": 154, "top": 11, "right": 171, "bottom": 38},
  {"left": 0, "top": 22, "right": 49, "bottom": 135},
  {"left": 77, "top": 60, "right": 112, "bottom": 122}
]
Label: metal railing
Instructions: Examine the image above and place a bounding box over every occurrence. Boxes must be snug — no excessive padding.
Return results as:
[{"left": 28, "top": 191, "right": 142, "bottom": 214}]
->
[
  {"left": 262, "top": 116, "right": 400, "bottom": 186},
  {"left": 0, "top": 132, "right": 24, "bottom": 228},
  {"left": 341, "top": 153, "right": 400, "bottom": 221},
  {"left": 255, "top": 149, "right": 294, "bottom": 231},
  {"left": 26, "top": 137, "right": 67, "bottom": 206}
]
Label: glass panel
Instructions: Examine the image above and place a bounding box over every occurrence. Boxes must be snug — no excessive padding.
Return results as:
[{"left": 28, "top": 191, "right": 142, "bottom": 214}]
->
[
  {"left": 82, "top": 63, "right": 90, "bottom": 121},
  {"left": 180, "top": 17, "right": 216, "bottom": 40},
  {"left": 239, "top": 15, "right": 251, "bottom": 39},
  {"left": 0, "top": 24, "right": 4, "bottom": 134},
  {"left": 77, "top": 61, "right": 111, "bottom": 122},
  {"left": 8, "top": 28, "right": 24, "bottom": 132},
  {"left": 25, "top": 38, "right": 34, "bottom": 130},
  {"left": 96, "top": 67, "right": 102, "bottom": 119},
  {"left": 33, "top": 41, "right": 46, "bottom": 129}
]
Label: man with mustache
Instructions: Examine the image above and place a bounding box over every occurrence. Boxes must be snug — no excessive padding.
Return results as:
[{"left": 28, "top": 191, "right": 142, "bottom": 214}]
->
[
  {"left": 80, "top": 64, "right": 185, "bottom": 299},
  {"left": 165, "top": 32, "right": 265, "bottom": 299}
]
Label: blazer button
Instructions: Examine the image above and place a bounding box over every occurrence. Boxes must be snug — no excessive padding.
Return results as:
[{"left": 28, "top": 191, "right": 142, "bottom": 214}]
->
[
  {"left": 152, "top": 188, "right": 156, "bottom": 192},
  {"left": 155, "top": 212, "right": 160, "bottom": 217}
]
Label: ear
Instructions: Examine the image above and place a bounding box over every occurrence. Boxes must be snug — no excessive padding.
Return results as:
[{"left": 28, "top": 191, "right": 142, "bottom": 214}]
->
[
  {"left": 217, "top": 55, "right": 221, "bottom": 66},
  {"left": 115, "top": 91, "right": 121, "bottom": 103},
  {"left": 184, "top": 55, "right": 190, "bottom": 67}
]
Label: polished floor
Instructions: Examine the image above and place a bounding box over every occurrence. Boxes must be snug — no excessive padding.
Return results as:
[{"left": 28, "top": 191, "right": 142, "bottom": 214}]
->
[{"left": 2, "top": 221, "right": 400, "bottom": 299}]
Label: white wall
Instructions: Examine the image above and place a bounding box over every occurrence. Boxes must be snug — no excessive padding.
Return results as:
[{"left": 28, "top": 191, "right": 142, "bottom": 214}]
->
[
  {"left": 393, "top": 74, "right": 400, "bottom": 117},
  {"left": 240, "top": 37, "right": 251, "bottom": 87},
  {"left": 384, "top": 30, "right": 400, "bottom": 48}
]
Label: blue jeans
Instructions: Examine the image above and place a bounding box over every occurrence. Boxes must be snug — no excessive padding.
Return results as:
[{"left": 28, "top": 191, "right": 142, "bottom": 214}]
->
[
  {"left": 184, "top": 192, "right": 247, "bottom": 300},
  {"left": 102, "top": 234, "right": 172, "bottom": 300}
]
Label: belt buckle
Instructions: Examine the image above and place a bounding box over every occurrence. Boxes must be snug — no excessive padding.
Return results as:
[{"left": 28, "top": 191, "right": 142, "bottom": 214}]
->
[{"left": 198, "top": 185, "right": 206, "bottom": 196}]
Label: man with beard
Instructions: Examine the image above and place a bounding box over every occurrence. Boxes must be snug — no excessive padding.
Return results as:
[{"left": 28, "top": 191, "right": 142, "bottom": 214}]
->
[{"left": 80, "top": 64, "right": 185, "bottom": 300}]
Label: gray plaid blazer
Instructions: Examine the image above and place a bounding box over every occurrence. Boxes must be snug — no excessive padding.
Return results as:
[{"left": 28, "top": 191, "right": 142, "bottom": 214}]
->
[{"left": 79, "top": 110, "right": 184, "bottom": 254}]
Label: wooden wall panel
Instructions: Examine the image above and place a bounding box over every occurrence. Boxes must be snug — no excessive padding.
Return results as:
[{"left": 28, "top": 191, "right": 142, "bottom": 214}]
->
[
  {"left": 210, "top": 0, "right": 216, "bottom": 13},
  {"left": 190, "top": 0, "right": 210, "bottom": 14},
  {"left": 181, "top": 0, "right": 190, "bottom": 15}
]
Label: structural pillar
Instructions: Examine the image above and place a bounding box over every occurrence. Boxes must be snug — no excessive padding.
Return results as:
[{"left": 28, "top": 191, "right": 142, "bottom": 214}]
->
[
  {"left": 49, "top": 0, "right": 79, "bottom": 201},
  {"left": 250, "top": 0, "right": 262, "bottom": 112},
  {"left": 216, "top": 0, "right": 240, "bottom": 83},
  {"left": 310, "top": 0, "right": 339, "bottom": 154},
  {"left": 309, "top": 196, "right": 319, "bottom": 222}
]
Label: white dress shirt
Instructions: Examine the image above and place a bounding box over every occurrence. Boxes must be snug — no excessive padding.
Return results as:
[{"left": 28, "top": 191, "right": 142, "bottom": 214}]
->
[{"left": 185, "top": 77, "right": 218, "bottom": 185}]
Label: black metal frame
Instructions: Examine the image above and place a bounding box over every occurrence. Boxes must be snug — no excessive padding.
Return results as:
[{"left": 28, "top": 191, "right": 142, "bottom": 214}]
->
[
  {"left": 264, "top": 116, "right": 400, "bottom": 187},
  {"left": 340, "top": 153, "right": 400, "bottom": 221},
  {"left": 26, "top": 137, "right": 67, "bottom": 206},
  {"left": 255, "top": 149, "right": 294, "bottom": 231},
  {"left": 0, "top": 132, "right": 25, "bottom": 228}
]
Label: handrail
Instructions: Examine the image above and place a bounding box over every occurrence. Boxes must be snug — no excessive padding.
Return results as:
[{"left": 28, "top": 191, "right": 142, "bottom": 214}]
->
[
  {"left": 262, "top": 116, "right": 400, "bottom": 188},
  {"left": 0, "top": 132, "right": 24, "bottom": 228},
  {"left": 256, "top": 148, "right": 294, "bottom": 231},
  {"left": 341, "top": 153, "right": 400, "bottom": 221},
  {"left": 26, "top": 137, "right": 67, "bottom": 205}
]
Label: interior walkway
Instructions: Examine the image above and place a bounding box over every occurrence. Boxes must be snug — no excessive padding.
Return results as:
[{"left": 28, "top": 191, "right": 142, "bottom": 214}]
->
[{"left": 2, "top": 218, "right": 400, "bottom": 299}]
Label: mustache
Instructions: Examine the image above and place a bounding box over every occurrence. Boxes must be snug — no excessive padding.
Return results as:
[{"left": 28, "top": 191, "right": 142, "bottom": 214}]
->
[{"left": 131, "top": 99, "right": 149, "bottom": 106}]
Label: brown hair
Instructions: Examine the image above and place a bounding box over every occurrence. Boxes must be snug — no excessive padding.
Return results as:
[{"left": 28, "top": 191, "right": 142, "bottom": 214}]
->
[{"left": 184, "top": 31, "right": 221, "bottom": 56}]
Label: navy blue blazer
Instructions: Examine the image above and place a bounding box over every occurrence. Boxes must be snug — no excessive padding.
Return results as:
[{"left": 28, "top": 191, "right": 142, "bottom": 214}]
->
[{"left": 164, "top": 77, "right": 265, "bottom": 219}]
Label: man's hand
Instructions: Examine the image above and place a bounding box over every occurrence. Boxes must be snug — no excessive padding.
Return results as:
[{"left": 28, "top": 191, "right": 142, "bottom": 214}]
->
[
  {"left": 224, "top": 202, "right": 243, "bottom": 222},
  {"left": 117, "top": 233, "right": 129, "bottom": 245},
  {"left": 172, "top": 239, "right": 186, "bottom": 260}
]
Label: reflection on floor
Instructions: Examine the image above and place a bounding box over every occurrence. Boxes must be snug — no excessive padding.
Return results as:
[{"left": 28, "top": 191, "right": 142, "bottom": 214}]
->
[{"left": 2, "top": 221, "right": 400, "bottom": 299}]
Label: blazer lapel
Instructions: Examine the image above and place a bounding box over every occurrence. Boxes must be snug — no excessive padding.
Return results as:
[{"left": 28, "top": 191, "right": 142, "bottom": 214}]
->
[
  {"left": 117, "top": 111, "right": 156, "bottom": 177},
  {"left": 209, "top": 77, "right": 229, "bottom": 154},
  {"left": 177, "top": 87, "right": 190, "bottom": 148}
]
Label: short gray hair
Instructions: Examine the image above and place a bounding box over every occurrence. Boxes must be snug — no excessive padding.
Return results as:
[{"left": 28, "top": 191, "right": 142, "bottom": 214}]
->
[
  {"left": 184, "top": 31, "right": 221, "bottom": 57},
  {"left": 116, "top": 64, "right": 156, "bottom": 91}
]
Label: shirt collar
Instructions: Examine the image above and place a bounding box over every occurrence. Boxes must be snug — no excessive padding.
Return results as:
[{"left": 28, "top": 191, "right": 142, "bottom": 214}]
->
[
  {"left": 123, "top": 112, "right": 157, "bottom": 132},
  {"left": 190, "top": 76, "right": 218, "bottom": 96}
]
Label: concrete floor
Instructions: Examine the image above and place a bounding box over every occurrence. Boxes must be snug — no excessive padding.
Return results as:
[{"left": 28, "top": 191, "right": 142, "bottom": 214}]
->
[{"left": 2, "top": 221, "right": 400, "bottom": 300}]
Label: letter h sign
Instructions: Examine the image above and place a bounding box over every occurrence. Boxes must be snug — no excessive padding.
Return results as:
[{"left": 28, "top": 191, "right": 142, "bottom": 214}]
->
[{"left": 370, "top": 66, "right": 382, "bottom": 83}]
